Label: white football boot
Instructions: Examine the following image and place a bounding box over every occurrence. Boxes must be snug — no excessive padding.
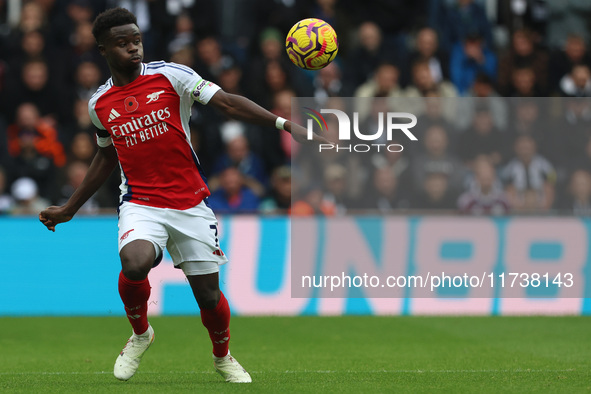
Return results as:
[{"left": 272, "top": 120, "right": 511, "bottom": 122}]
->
[
  {"left": 213, "top": 352, "right": 252, "bottom": 383},
  {"left": 114, "top": 325, "right": 155, "bottom": 381}
]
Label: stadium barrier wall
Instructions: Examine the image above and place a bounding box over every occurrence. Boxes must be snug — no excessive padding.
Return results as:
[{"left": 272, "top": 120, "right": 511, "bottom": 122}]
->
[{"left": 1, "top": 216, "right": 590, "bottom": 316}]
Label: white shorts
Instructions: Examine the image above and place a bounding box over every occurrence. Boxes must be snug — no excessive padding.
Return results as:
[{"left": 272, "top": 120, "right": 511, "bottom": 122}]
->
[{"left": 117, "top": 201, "right": 228, "bottom": 276}]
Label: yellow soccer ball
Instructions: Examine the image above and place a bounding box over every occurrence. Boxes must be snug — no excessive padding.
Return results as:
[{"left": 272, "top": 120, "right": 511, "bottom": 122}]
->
[{"left": 285, "top": 18, "right": 338, "bottom": 70}]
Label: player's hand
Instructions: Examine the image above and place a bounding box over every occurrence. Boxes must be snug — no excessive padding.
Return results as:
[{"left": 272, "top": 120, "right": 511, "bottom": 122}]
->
[
  {"left": 39, "top": 206, "right": 74, "bottom": 232},
  {"left": 286, "top": 121, "right": 333, "bottom": 145}
]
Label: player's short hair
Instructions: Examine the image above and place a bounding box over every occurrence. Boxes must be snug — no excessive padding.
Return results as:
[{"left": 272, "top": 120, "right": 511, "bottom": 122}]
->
[{"left": 92, "top": 7, "right": 137, "bottom": 44}]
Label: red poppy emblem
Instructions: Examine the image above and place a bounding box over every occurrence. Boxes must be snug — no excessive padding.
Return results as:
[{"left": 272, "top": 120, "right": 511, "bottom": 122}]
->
[{"left": 124, "top": 96, "right": 139, "bottom": 112}]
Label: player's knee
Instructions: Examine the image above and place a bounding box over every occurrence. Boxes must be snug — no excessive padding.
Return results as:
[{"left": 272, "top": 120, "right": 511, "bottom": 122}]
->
[
  {"left": 120, "top": 241, "right": 155, "bottom": 280},
  {"left": 120, "top": 254, "right": 152, "bottom": 280},
  {"left": 196, "top": 288, "right": 220, "bottom": 310}
]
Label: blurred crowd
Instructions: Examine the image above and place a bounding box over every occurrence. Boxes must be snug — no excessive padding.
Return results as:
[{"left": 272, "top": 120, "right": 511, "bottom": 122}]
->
[{"left": 1, "top": 0, "right": 591, "bottom": 216}]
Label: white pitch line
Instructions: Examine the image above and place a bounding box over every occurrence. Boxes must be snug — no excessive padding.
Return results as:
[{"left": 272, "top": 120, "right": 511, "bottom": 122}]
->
[
  {"left": 283, "top": 369, "right": 577, "bottom": 373},
  {"left": 0, "top": 369, "right": 577, "bottom": 376},
  {"left": 0, "top": 371, "right": 214, "bottom": 376}
]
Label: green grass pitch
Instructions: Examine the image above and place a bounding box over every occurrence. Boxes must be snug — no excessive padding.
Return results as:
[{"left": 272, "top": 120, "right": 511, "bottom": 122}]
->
[{"left": 0, "top": 316, "right": 589, "bottom": 393}]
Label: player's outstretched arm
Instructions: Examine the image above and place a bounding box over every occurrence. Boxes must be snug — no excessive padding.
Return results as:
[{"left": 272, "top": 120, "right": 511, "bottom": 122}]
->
[
  {"left": 208, "top": 90, "right": 331, "bottom": 144},
  {"left": 39, "top": 144, "right": 118, "bottom": 232}
]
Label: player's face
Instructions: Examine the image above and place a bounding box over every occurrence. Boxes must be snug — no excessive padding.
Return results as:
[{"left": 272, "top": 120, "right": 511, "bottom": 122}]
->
[{"left": 100, "top": 23, "right": 143, "bottom": 72}]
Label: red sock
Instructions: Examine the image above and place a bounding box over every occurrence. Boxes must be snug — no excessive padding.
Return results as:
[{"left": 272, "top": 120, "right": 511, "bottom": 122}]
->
[
  {"left": 200, "top": 291, "right": 231, "bottom": 357},
  {"left": 118, "top": 271, "right": 151, "bottom": 335}
]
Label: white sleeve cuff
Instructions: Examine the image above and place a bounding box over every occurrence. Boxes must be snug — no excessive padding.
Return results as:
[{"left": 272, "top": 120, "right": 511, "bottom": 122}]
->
[{"left": 96, "top": 135, "right": 113, "bottom": 148}]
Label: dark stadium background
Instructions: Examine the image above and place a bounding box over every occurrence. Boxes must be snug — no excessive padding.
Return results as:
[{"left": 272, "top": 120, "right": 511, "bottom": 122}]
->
[
  {"left": 2, "top": 0, "right": 591, "bottom": 216},
  {"left": 1, "top": 1, "right": 591, "bottom": 392}
]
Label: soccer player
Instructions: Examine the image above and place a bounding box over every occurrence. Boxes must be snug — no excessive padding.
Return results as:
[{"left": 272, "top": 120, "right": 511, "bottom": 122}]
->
[{"left": 39, "top": 7, "right": 325, "bottom": 383}]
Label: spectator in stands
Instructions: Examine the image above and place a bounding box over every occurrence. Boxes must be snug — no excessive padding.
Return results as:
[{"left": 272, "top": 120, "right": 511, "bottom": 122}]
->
[
  {"left": 269, "top": 89, "right": 298, "bottom": 162},
  {"left": 8, "top": 29, "right": 49, "bottom": 73},
  {"left": 259, "top": 60, "right": 293, "bottom": 109},
  {"left": 65, "top": 129, "right": 119, "bottom": 208},
  {"left": 458, "top": 105, "right": 505, "bottom": 167},
  {"left": 343, "top": 21, "right": 391, "bottom": 95},
  {"left": 313, "top": 62, "right": 343, "bottom": 104},
  {"left": 412, "top": 124, "right": 465, "bottom": 194},
  {"left": 557, "top": 169, "right": 591, "bottom": 215},
  {"left": 322, "top": 163, "right": 355, "bottom": 215},
  {"left": 355, "top": 62, "right": 403, "bottom": 99},
  {"left": 509, "top": 99, "right": 560, "bottom": 164},
  {"left": 204, "top": 0, "right": 260, "bottom": 64},
  {"left": 73, "top": 61, "right": 102, "bottom": 101},
  {"left": 568, "top": 137, "right": 591, "bottom": 175},
  {"left": 57, "top": 160, "right": 99, "bottom": 214},
  {"left": 508, "top": 66, "right": 542, "bottom": 97},
  {"left": 353, "top": 0, "right": 424, "bottom": 59},
  {"left": 19, "top": 1, "right": 46, "bottom": 33},
  {"left": 365, "top": 166, "right": 409, "bottom": 213},
  {"left": 207, "top": 167, "right": 260, "bottom": 213},
  {"left": 167, "top": 12, "right": 194, "bottom": 56},
  {"left": 4, "top": 59, "right": 65, "bottom": 125},
  {"left": 246, "top": 28, "right": 305, "bottom": 105},
  {"left": 291, "top": 185, "right": 336, "bottom": 216},
  {"left": 66, "top": 21, "right": 106, "bottom": 77},
  {"left": 68, "top": 131, "right": 96, "bottom": 166},
  {"left": 68, "top": 122, "right": 122, "bottom": 210},
  {"left": 546, "top": 1, "right": 591, "bottom": 50},
  {"left": 170, "top": 46, "right": 195, "bottom": 68},
  {"left": 217, "top": 62, "right": 244, "bottom": 96},
  {"left": 436, "top": 0, "right": 494, "bottom": 51},
  {"left": 456, "top": 73, "right": 508, "bottom": 132},
  {"left": 51, "top": 0, "right": 97, "bottom": 47},
  {"left": 211, "top": 133, "right": 267, "bottom": 197},
  {"left": 501, "top": 135, "right": 556, "bottom": 211},
  {"left": 458, "top": 157, "right": 510, "bottom": 215},
  {"left": 147, "top": 2, "right": 188, "bottom": 59},
  {"left": 450, "top": 33, "right": 497, "bottom": 96},
  {"left": 549, "top": 34, "right": 591, "bottom": 94},
  {"left": 60, "top": 99, "right": 95, "bottom": 145},
  {"left": 370, "top": 138, "right": 413, "bottom": 193},
  {"left": 6, "top": 102, "right": 64, "bottom": 200},
  {"left": 354, "top": 62, "right": 403, "bottom": 121},
  {"left": 406, "top": 59, "right": 457, "bottom": 98},
  {"left": 497, "top": 29, "right": 549, "bottom": 96},
  {"left": 559, "top": 64, "right": 591, "bottom": 97},
  {"left": 412, "top": 171, "right": 457, "bottom": 210},
  {"left": 406, "top": 27, "right": 449, "bottom": 88},
  {"left": 404, "top": 60, "right": 458, "bottom": 122},
  {"left": 258, "top": 28, "right": 283, "bottom": 64},
  {"left": 557, "top": 98, "right": 591, "bottom": 161},
  {"left": 10, "top": 176, "right": 49, "bottom": 215},
  {"left": 494, "top": 0, "right": 547, "bottom": 39},
  {"left": 0, "top": 166, "right": 14, "bottom": 214},
  {"left": 414, "top": 97, "right": 457, "bottom": 148},
  {"left": 194, "top": 36, "right": 233, "bottom": 83},
  {"left": 4, "top": 1, "right": 48, "bottom": 56},
  {"left": 259, "top": 166, "right": 291, "bottom": 214}
]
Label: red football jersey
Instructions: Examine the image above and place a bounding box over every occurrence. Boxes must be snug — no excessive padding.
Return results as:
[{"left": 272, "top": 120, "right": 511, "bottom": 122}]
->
[{"left": 89, "top": 62, "right": 220, "bottom": 210}]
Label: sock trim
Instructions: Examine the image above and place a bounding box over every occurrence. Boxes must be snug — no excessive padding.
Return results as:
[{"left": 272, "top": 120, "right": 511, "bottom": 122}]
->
[{"left": 120, "top": 272, "right": 150, "bottom": 286}]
